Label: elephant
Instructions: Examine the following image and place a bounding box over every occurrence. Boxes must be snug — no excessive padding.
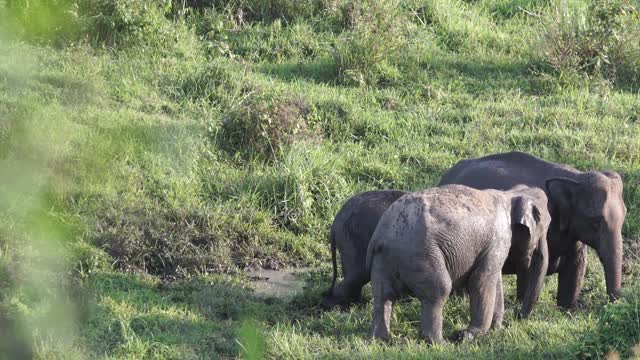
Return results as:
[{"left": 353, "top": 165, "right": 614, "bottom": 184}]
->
[
  {"left": 438, "top": 151, "right": 627, "bottom": 309},
  {"left": 321, "top": 190, "right": 408, "bottom": 309},
  {"left": 367, "top": 184, "right": 551, "bottom": 343}
]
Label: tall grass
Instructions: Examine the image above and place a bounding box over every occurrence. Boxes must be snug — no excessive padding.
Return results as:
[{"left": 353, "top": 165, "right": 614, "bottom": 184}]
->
[{"left": 540, "top": 0, "right": 640, "bottom": 90}]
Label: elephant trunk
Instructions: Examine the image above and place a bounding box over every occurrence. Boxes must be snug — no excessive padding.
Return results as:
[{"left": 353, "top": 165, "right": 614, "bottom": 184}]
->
[
  {"left": 599, "top": 230, "right": 623, "bottom": 301},
  {"left": 520, "top": 234, "right": 548, "bottom": 318}
]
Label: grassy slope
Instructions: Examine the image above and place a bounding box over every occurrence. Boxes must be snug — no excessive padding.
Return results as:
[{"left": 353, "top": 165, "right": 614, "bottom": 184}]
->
[{"left": 1, "top": 0, "right": 640, "bottom": 359}]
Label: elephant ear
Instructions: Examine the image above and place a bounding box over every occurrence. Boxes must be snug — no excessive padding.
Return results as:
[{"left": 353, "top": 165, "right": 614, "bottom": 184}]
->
[
  {"left": 511, "top": 196, "right": 541, "bottom": 259},
  {"left": 512, "top": 196, "right": 541, "bottom": 233},
  {"left": 545, "top": 177, "right": 580, "bottom": 232}
]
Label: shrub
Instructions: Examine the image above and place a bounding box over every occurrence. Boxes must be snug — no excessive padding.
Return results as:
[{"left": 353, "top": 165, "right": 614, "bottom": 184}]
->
[
  {"left": 541, "top": 0, "right": 640, "bottom": 89},
  {"left": 216, "top": 93, "right": 320, "bottom": 160},
  {"left": 577, "top": 286, "right": 640, "bottom": 359},
  {"left": 333, "top": 0, "right": 409, "bottom": 86}
]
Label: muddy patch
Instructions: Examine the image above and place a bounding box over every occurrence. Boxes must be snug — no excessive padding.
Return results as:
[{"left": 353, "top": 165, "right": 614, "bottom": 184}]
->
[{"left": 247, "top": 268, "right": 312, "bottom": 299}]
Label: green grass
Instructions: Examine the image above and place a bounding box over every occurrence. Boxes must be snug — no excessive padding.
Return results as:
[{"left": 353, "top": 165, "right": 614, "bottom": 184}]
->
[{"left": 1, "top": 0, "right": 640, "bottom": 358}]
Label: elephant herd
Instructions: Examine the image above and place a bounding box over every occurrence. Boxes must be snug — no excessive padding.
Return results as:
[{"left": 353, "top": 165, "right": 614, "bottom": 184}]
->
[{"left": 320, "top": 151, "right": 627, "bottom": 343}]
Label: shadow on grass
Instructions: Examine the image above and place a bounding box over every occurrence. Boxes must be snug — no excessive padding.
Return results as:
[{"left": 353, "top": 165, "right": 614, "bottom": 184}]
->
[
  {"left": 422, "top": 56, "right": 545, "bottom": 96},
  {"left": 81, "top": 272, "right": 253, "bottom": 358},
  {"left": 34, "top": 74, "right": 105, "bottom": 106},
  {"left": 259, "top": 59, "right": 339, "bottom": 85}
]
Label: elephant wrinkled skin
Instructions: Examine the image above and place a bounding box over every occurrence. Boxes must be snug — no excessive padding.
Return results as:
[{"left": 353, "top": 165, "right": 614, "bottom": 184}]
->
[
  {"left": 321, "top": 190, "right": 408, "bottom": 309},
  {"left": 367, "top": 184, "right": 551, "bottom": 343},
  {"left": 439, "top": 151, "right": 627, "bottom": 308}
]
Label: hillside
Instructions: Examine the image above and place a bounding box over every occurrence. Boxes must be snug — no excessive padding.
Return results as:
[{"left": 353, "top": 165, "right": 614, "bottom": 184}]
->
[{"left": 1, "top": 0, "right": 640, "bottom": 358}]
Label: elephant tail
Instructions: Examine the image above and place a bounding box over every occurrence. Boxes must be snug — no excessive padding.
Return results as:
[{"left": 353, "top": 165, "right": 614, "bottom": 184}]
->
[{"left": 327, "top": 226, "right": 338, "bottom": 297}]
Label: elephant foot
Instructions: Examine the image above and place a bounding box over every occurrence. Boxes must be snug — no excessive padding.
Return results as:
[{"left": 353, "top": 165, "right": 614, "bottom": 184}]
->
[
  {"left": 419, "top": 334, "right": 446, "bottom": 346},
  {"left": 320, "top": 295, "right": 347, "bottom": 310},
  {"left": 372, "top": 327, "right": 391, "bottom": 343},
  {"left": 320, "top": 293, "right": 361, "bottom": 310},
  {"left": 556, "top": 294, "right": 581, "bottom": 311},
  {"left": 450, "top": 329, "right": 480, "bottom": 343},
  {"left": 557, "top": 303, "right": 588, "bottom": 316},
  {"left": 319, "top": 295, "right": 339, "bottom": 310},
  {"left": 608, "top": 289, "right": 622, "bottom": 302}
]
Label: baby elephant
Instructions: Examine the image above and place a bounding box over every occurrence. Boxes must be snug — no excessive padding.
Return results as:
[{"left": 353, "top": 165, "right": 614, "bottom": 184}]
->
[
  {"left": 367, "top": 184, "right": 550, "bottom": 344},
  {"left": 322, "top": 190, "right": 408, "bottom": 308}
]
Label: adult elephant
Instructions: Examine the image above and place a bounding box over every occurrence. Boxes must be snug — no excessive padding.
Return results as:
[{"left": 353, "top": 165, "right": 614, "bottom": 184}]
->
[{"left": 439, "top": 151, "right": 627, "bottom": 309}]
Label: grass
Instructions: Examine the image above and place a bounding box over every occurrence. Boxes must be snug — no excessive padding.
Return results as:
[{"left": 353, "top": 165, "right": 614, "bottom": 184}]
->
[{"left": 0, "top": 0, "right": 640, "bottom": 358}]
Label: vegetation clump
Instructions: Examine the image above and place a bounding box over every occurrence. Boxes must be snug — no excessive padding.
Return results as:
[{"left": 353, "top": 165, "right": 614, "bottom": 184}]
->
[
  {"left": 333, "top": 0, "right": 410, "bottom": 86},
  {"left": 541, "top": 0, "right": 640, "bottom": 89},
  {"left": 577, "top": 286, "right": 640, "bottom": 359},
  {"left": 217, "top": 93, "right": 320, "bottom": 160}
]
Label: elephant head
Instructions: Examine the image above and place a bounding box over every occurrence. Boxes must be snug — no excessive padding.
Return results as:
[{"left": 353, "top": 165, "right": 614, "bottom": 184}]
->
[
  {"left": 546, "top": 171, "right": 627, "bottom": 301},
  {"left": 510, "top": 187, "right": 551, "bottom": 317}
]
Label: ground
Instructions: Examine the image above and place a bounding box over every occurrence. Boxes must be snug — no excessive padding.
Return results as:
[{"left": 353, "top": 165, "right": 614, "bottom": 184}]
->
[{"left": 1, "top": 0, "right": 640, "bottom": 359}]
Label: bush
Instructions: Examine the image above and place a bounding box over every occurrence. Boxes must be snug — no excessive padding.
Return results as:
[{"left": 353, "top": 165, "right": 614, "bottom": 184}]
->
[
  {"left": 333, "top": 0, "right": 409, "bottom": 86},
  {"left": 541, "top": 0, "right": 640, "bottom": 89},
  {"left": 577, "top": 286, "right": 640, "bottom": 359},
  {"left": 216, "top": 93, "right": 320, "bottom": 160}
]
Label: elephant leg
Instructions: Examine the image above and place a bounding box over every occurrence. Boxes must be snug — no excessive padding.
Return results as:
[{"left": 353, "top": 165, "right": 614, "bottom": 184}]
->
[
  {"left": 410, "top": 267, "right": 451, "bottom": 344},
  {"left": 516, "top": 270, "right": 527, "bottom": 302},
  {"left": 330, "top": 273, "right": 368, "bottom": 305},
  {"left": 557, "top": 242, "right": 587, "bottom": 309},
  {"left": 371, "top": 259, "right": 394, "bottom": 341},
  {"left": 372, "top": 296, "right": 393, "bottom": 341},
  {"left": 492, "top": 276, "right": 504, "bottom": 329},
  {"left": 327, "top": 244, "right": 369, "bottom": 307},
  {"left": 419, "top": 297, "right": 447, "bottom": 344},
  {"left": 344, "top": 255, "right": 370, "bottom": 302},
  {"left": 455, "top": 271, "right": 498, "bottom": 342}
]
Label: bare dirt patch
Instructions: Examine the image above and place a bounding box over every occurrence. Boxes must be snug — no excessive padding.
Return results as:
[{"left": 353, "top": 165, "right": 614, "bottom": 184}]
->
[{"left": 246, "top": 268, "right": 313, "bottom": 299}]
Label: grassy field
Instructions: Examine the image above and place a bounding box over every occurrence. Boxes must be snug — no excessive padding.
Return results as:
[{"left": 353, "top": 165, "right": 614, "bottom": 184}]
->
[{"left": 1, "top": 0, "right": 640, "bottom": 358}]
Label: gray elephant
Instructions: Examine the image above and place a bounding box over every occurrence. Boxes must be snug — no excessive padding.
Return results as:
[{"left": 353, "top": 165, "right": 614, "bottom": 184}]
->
[
  {"left": 321, "top": 190, "right": 408, "bottom": 309},
  {"left": 367, "top": 184, "right": 551, "bottom": 343},
  {"left": 439, "top": 151, "right": 627, "bottom": 308}
]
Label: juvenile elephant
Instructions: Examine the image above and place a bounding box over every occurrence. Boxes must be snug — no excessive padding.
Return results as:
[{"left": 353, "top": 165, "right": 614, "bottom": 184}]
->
[
  {"left": 439, "top": 151, "right": 627, "bottom": 308},
  {"left": 367, "top": 184, "right": 551, "bottom": 343},
  {"left": 321, "top": 190, "right": 408, "bottom": 308}
]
